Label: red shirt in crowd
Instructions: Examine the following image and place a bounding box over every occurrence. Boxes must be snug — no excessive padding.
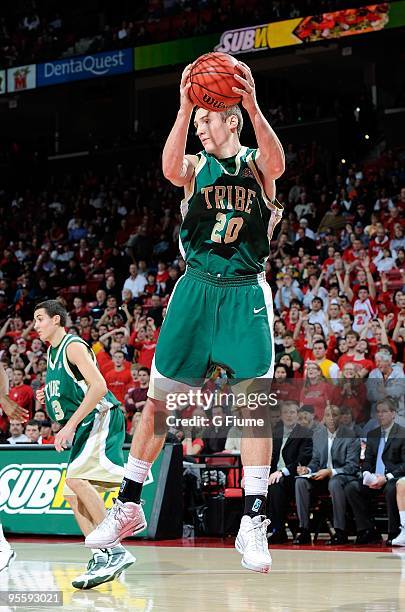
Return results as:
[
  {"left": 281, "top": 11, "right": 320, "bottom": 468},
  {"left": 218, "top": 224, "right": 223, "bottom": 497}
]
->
[
  {"left": 104, "top": 367, "right": 133, "bottom": 404},
  {"left": 300, "top": 381, "right": 337, "bottom": 421},
  {"left": 9, "top": 383, "right": 34, "bottom": 415},
  {"left": 337, "top": 354, "right": 375, "bottom": 373}
]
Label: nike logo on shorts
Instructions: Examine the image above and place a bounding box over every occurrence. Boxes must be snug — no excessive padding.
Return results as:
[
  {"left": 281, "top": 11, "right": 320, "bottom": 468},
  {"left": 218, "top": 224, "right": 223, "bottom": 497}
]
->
[
  {"left": 253, "top": 307, "right": 266, "bottom": 314},
  {"left": 81, "top": 420, "right": 92, "bottom": 427}
]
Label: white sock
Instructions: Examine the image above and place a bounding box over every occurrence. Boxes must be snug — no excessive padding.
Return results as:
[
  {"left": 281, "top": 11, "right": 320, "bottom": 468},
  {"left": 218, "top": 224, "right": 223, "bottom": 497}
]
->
[
  {"left": 244, "top": 465, "right": 271, "bottom": 497},
  {"left": 124, "top": 455, "right": 152, "bottom": 484},
  {"left": 0, "top": 523, "right": 10, "bottom": 549},
  {"left": 400, "top": 511, "right": 405, "bottom": 529}
]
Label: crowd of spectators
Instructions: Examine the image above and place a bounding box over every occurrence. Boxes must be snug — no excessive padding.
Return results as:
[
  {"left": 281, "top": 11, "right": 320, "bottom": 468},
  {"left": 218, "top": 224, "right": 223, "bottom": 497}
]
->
[
  {"left": 0, "top": 0, "right": 376, "bottom": 68},
  {"left": 0, "top": 136, "right": 403, "bottom": 451},
  {"left": 0, "top": 111, "right": 403, "bottom": 542}
]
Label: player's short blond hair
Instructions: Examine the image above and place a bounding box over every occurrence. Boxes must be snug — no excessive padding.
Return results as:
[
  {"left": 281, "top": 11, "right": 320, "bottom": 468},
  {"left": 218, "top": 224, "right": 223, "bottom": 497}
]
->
[{"left": 221, "top": 105, "right": 243, "bottom": 137}]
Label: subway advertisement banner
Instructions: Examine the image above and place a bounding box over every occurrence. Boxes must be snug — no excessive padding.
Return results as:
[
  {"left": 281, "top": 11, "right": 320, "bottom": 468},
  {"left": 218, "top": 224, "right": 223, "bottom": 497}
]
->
[
  {"left": 0, "top": 446, "right": 170, "bottom": 537},
  {"left": 134, "top": 1, "right": 405, "bottom": 69}
]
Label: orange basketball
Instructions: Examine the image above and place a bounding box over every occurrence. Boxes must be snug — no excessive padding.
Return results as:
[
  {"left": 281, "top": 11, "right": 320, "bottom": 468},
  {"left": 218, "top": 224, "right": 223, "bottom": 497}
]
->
[{"left": 188, "top": 52, "right": 243, "bottom": 112}]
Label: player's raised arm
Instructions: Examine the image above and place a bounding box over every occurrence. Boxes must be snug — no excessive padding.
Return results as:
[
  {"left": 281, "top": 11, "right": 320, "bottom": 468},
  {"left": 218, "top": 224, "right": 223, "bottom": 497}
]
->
[
  {"left": 233, "top": 61, "right": 285, "bottom": 184},
  {"left": 54, "top": 342, "right": 108, "bottom": 451},
  {"left": 162, "top": 64, "right": 199, "bottom": 187}
]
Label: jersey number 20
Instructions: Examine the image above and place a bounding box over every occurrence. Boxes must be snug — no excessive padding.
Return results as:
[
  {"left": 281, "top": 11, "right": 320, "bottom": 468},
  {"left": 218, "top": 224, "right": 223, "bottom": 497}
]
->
[{"left": 211, "top": 213, "right": 244, "bottom": 244}]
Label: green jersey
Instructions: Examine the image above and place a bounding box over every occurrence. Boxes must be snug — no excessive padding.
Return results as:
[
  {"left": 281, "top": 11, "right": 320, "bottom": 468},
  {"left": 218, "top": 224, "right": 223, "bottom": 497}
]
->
[
  {"left": 44, "top": 333, "right": 120, "bottom": 425},
  {"left": 179, "top": 146, "right": 282, "bottom": 276}
]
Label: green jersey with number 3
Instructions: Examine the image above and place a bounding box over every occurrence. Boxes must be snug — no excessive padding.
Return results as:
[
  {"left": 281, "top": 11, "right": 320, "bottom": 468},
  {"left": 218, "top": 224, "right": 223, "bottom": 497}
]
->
[
  {"left": 179, "top": 146, "right": 282, "bottom": 276},
  {"left": 44, "top": 333, "right": 120, "bottom": 425}
]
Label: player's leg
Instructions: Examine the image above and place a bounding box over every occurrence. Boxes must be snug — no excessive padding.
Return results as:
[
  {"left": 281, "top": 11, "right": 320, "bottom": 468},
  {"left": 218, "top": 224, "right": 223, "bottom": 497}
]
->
[
  {"left": 85, "top": 398, "right": 165, "bottom": 548},
  {"left": 65, "top": 494, "right": 96, "bottom": 535},
  {"left": 0, "top": 521, "right": 15, "bottom": 572},
  {"left": 68, "top": 408, "right": 135, "bottom": 588},
  {"left": 65, "top": 479, "right": 106, "bottom": 532},
  {"left": 66, "top": 479, "right": 134, "bottom": 589},
  {"left": 234, "top": 433, "right": 272, "bottom": 573},
  {"left": 214, "top": 274, "right": 274, "bottom": 572},
  {"left": 86, "top": 272, "right": 212, "bottom": 549}
]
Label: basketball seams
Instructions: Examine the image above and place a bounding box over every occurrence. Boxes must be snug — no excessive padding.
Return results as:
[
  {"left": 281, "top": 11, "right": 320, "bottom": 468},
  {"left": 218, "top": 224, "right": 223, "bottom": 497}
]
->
[
  {"left": 188, "top": 52, "right": 242, "bottom": 111},
  {"left": 191, "top": 82, "right": 240, "bottom": 101}
]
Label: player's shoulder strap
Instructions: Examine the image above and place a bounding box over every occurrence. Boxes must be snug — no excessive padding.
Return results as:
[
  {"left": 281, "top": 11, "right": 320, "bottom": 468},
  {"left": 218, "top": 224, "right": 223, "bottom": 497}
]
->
[
  {"left": 63, "top": 335, "right": 97, "bottom": 383},
  {"left": 64, "top": 334, "right": 96, "bottom": 363}
]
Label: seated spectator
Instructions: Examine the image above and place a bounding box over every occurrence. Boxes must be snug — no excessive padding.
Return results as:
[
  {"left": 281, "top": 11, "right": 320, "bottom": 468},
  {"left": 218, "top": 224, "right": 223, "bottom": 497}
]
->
[
  {"left": 335, "top": 363, "right": 368, "bottom": 423},
  {"left": 25, "top": 419, "right": 42, "bottom": 444},
  {"left": 181, "top": 409, "right": 205, "bottom": 458},
  {"left": 147, "top": 295, "right": 164, "bottom": 328},
  {"left": 164, "top": 266, "right": 180, "bottom": 296},
  {"left": 122, "top": 263, "right": 147, "bottom": 300},
  {"left": 34, "top": 408, "right": 48, "bottom": 423},
  {"left": 339, "top": 405, "right": 364, "bottom": 437},
  {"left": 273, "top": 363, "right": 300, "bottom": 403},
  {"left": 7, "top": 419, "right": 29, "bottom": 444},
  {"left": 40, "top": 419, "right": 55, "bottom": 444},
  {"left": 90, "top": 289, "right": 107, "bottom": 321},
  {"left": 300, "top": 362, "right": 336, "bottom": 421},
  {"left": 298, "top": 405, "right": 324, "bottom": 436},
  {"left": 268, "top": 401, "right": 312, "bottom": 543},
  {"left": 277, "top": 332, "right": 303, "bottom": 372},
  {"left": 70, "top": 297, "right": 89, "bottom": 323},
  {"left": 292, "top": 227, "right": 317, "bottom": 256},
  {"left": 367, "top": 351, "right": 405, "bottom": 424},
  {"left": 391, "top": 224, "right": 405, "bottom": 253},
  {"left": 318, "top": 202, "right": 346, "bottom": 234},
  {"left": 295, "top": 404, "right": 360, "bottom": 545},
  {"left": 345, "top": 398, "right": 405, "bottom": 545},
  {"left": 274, "top": 272, "right": 303, "bottom": 311},
  {"left": 312, "top": 339, "right": 340, "bottom": 381},
  {"left": 125, "top": 366, "right": 149, "bottom": 428}
]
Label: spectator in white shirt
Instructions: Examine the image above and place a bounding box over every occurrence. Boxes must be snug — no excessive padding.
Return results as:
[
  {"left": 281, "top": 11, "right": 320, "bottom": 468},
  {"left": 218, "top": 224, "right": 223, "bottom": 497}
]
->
[
  {"left": 122, "top": 263, "right": 147, "bottom": 299},
  {"left": 308, "top": 297, "right": 329, "bottom": 336},
  {"left": 7, "top": 420, "right": 29, "bottom": 444},
  {"left": 373, "top": 248, "right": 396, "bottom": 274}
]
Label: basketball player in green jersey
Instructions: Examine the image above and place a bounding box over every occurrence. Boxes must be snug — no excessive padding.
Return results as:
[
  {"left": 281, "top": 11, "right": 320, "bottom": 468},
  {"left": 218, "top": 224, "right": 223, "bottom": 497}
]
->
[
  {"left": 33, "top": 300, "right": 135, "bottom": 588},
  {"left": 0, "top": 362, "right": 29, "bottom": 572},
  {"left": 86, "top": 61, "right": 284, "bottom": 573}
]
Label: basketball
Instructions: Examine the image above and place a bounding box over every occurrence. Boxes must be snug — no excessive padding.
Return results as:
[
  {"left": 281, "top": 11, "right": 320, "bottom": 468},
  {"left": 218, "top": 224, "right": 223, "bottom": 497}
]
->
[{"left": 188, "top": 52, "right": 243, "bottom": 112}]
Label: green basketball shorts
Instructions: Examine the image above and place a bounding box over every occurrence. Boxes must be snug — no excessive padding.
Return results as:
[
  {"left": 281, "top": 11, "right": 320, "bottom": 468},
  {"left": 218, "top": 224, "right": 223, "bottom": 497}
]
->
[
  {"left": 148, "top": 267, "right": 275, "bottom": 401},
  {"left": 64, "top": 406, "right": 125, "bottom": 496}
]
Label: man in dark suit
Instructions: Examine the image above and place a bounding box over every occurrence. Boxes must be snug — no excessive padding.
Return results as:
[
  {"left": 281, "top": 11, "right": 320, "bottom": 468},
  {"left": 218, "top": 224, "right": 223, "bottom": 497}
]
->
[
  {"left": 294, "top": 404, "right": 360, "bottom": 545},
  {"left": 345, "top": 397, "right": 405, "bottom": 545},
  {"left": 268, "top": 401, "right": 312, "bottom": 543}
]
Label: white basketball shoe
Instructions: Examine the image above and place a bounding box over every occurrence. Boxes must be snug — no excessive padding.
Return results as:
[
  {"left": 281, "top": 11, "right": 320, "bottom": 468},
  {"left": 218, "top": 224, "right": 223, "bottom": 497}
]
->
[
  {"left": 392, "top": 528, "right": 405, "bottom": 547},
  {"left": 235, "top": 515, "right": 272, "bottom": 573},
  {"left": 85, "top": 499, "right": 147, "bottom": 549},
  {"left": 0, "top": 546, "right": 16, "bottom": 572}
]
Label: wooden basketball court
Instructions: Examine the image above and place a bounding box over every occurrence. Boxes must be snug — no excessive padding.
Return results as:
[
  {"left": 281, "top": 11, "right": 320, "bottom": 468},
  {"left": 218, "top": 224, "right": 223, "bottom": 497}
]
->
[{"left": 2, "top": 540, "right": 405, "bottom": 611}]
